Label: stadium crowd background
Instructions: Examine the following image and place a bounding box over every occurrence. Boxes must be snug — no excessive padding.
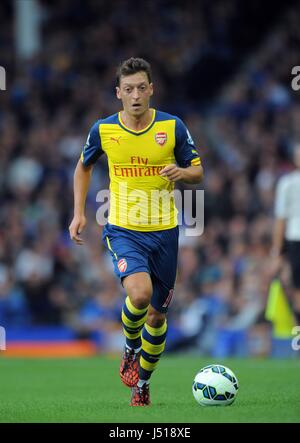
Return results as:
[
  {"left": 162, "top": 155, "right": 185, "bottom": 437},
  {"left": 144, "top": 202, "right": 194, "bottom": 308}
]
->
[{"left": 0, "top": 0, "right": 299, "bottom": 357}]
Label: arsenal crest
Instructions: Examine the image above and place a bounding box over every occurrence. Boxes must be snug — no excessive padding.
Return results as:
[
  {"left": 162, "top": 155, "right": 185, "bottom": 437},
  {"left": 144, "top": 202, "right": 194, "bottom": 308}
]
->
[
  {"left": 155, "top": 132, "right": 167, "bottom": 146},
  {"left": 117, "top": 258, "right": 127, "bottom": 273}
]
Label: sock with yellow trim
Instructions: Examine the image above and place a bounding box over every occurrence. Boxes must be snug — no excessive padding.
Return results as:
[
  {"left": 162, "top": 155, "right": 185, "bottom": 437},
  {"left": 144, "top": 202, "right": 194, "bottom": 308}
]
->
[
  {"left": 139, "top": 320, "right": 167, "bottom": 381},
  {"left": 121, "top": 296, "right": 149, "bottom": 351}
]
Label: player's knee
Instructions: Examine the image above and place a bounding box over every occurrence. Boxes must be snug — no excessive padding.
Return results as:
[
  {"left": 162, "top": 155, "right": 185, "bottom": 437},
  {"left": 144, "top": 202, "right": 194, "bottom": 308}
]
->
[
  {"left": 123, "top": 274, "right": 152, "bottom": 309},
  {"left": 126, "top": 286, "right": 152, "bottom": 309},
  {"left": 147, "top": 309, "right": 166, "bottom": 328}
]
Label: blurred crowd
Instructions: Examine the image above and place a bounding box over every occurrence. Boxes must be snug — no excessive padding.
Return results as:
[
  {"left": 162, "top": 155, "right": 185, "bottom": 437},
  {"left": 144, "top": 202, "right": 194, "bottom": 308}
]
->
[{"left": 0, "top": 0, "right": 299, "bottom": 356}]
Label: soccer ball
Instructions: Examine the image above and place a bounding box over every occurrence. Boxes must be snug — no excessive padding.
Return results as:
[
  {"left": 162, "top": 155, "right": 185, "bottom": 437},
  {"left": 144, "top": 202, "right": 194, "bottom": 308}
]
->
[{"left": 192, "top": 364, "right": 239, "bottom": 406}]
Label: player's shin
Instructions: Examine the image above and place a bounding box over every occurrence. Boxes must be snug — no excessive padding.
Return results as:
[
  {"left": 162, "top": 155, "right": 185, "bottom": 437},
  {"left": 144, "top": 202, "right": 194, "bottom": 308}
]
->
[
  {"left": 138, "top": 320, "right": 167, "bottom": 386},
  {"left": 122, "top": 296, "right": 148, "bottom": 351}
]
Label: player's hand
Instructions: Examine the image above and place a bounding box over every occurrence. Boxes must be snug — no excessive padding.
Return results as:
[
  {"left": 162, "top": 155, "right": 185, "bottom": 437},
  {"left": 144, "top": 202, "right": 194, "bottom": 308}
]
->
[
  {"left": 159, "top": 164, "right": 183, "bottom": 182},
  {"left": 69, "top": 215, "right": 87, "bottom": 245}
]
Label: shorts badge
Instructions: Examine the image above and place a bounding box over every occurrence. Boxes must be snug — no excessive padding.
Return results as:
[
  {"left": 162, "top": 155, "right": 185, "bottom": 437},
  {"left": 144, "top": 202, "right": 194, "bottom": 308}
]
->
[{"left": 117, "top": 258, "right": 127, "bottom": 273}]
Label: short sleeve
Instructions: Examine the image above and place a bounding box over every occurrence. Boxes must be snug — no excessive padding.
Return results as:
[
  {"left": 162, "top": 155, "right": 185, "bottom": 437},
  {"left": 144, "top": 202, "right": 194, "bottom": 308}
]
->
[
  {"left": 174, "top": 118, "right": 201, "bottom": 168},
  {"left": 80, "top": 120, "right": 104, "bottom": 166},
  {"left": 274, "top": 176, "right": 289, "bottom": 219}
]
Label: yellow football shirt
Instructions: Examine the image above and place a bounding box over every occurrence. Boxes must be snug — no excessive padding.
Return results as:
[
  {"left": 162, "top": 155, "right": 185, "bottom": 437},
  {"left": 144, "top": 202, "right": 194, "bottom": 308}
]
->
[{"left": 81, "top": 109, "right": 201, "bottom": 231}]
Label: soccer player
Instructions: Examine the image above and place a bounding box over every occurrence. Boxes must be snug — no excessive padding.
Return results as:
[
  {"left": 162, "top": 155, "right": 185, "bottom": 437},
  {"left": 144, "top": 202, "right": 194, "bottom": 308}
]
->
[
  {"left": 69, "top": 58, "right": 203, "bottom": 406},
  {"left": 271, "top": 144, "right": 300, "bottom": 328}
]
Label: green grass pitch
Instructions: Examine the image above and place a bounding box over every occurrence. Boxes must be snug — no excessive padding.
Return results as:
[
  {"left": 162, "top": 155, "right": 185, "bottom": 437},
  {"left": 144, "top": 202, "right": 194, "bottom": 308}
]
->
[{"left": 0, "top": 354, "right": 299, "bottom": 423}]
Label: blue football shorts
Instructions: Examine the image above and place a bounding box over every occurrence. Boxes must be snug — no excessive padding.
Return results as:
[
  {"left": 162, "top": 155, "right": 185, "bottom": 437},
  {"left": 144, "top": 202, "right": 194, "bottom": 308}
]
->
[{"left": 102, "top": 223, "right": 179, "bottom": 313}]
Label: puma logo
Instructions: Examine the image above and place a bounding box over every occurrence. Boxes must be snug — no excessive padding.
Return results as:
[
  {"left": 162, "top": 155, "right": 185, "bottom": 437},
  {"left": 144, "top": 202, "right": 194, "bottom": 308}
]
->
[{"left": 110, "top": 136, "right": 121, "bottom": 145}]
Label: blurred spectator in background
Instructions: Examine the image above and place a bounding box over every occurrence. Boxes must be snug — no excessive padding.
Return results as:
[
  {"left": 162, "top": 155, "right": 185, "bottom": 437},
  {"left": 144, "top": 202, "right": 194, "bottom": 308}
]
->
[
  {"left": 272, "top": 144, "right": 300, "bottom": 325},
  {"left": 71, "top": 282, "right": 123, "bottom": 352}
]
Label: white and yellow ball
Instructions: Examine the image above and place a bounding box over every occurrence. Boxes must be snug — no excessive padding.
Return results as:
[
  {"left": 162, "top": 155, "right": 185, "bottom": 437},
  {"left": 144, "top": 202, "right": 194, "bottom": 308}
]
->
[{"left": 192, "top": 364, "right": 239, "bottom": 406}]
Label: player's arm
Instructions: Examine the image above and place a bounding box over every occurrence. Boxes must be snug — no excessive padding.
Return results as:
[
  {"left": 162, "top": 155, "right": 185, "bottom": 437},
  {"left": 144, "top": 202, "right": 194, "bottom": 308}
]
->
[
  {"left": 271, "top": 177, "right": 288, "bottom": 257},
  {"left": 271, "top": 218, "right": 286, "bottom": 258},
  {"left": 269, "top": 177, "right": 288, "bottom": 274},
  {"left": 69, "top": 121, "right": 103, "bottom": 245},
  {"left": 69, "top": 160, "right": 93, "bottom": 245},
  {"left": 269, "top": 217, "right": 286, "bottom": 276},
  {"left": 159, "top": 163, "right": 203, "bottom": 183},
  {"left": 162, "top": 117, "right": 203, "bottom": 184}
]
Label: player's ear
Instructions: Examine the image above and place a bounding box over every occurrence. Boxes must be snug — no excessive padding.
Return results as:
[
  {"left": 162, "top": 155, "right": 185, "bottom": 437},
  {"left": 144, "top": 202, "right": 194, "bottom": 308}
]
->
[
  {"left": 149, "top": 83, "right": 154, "bottom": 96},
  {"left": 116, "top": 87, "right": 121, "bottom": 100}
]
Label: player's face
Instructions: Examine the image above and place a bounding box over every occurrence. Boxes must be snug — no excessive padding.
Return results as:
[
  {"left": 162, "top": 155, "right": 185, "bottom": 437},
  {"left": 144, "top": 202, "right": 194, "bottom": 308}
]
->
[{"left": 116, "top": 71, "right": 153, "bottom": 117}]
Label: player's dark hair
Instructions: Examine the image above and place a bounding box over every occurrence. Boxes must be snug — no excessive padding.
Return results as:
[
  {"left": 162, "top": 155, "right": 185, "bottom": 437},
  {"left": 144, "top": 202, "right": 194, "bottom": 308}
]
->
[{"left": 116, "top": 57, "right": 152, "bottom": 86}]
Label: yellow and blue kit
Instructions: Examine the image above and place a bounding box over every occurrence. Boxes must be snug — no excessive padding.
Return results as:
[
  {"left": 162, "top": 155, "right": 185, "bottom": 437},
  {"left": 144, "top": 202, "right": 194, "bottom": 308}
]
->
[{"left": 81, "top": 108, "right": 201, "bottom": 312}]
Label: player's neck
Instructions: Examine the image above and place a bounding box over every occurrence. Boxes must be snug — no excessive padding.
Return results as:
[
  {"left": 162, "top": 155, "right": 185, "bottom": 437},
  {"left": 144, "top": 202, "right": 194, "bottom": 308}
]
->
[{"left": 120, "top": 108, "right": 154, "bottom": 131}]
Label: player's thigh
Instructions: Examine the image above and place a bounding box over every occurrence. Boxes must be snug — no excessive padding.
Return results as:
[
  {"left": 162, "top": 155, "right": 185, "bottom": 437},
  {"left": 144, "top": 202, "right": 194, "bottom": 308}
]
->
[
  {"left": 150, "top": 276, "right": 175, "bottom": 314},
  {"left": 102, "top": 223, "right": 150, "bottom": 282},
  {"left": 148, "top": 227, "right": 178, "bottom": 314},
  {"left": 123, "top": 272, "right": 153, "bottom": 309},
  {"left": 149, "top": 226, "right": 179, "bottom": 290}
]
